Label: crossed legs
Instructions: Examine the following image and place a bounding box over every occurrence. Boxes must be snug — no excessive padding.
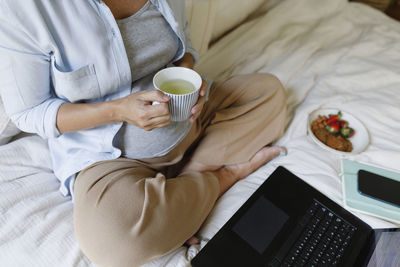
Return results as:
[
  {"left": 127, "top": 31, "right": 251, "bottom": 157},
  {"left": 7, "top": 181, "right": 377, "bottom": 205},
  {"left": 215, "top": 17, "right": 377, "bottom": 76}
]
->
[{"left": 73, "top": 73, "right": 287, "bottom": 266}]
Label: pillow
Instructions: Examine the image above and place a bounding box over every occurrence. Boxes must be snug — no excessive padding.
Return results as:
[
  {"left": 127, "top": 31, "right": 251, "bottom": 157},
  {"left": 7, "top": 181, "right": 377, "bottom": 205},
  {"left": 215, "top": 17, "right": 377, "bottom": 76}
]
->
[
  {"left": 210, "top": 0, "right": 282, "bottom": 42},
  {"left": 0, "top": 96, "right": 20, "bottom": 145},
  {"left": 185, "top": 0, "right": 218, "bottom": 56}
]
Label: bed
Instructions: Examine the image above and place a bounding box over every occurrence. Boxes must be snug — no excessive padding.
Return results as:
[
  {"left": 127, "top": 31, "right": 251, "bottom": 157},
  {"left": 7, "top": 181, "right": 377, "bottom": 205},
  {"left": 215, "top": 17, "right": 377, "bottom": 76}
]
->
[{"left": 1, "top": 0, "right": 399, "bottom": 266}]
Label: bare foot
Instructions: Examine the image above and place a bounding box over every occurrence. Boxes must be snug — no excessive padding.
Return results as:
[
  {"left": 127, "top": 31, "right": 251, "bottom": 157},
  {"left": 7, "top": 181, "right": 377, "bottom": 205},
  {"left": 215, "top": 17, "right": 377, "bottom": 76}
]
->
[
  {"left": 213, "top": 146, "right": 286, "bottom": 196},
  {"left": 221, "top": 146, "right": 287, "bottom": 181},
  {"left": 181, "top": 146, "right": 287, "bottom": 197},
  {"left": 182, "top": 146, "right": 287, "bottom": 174}
]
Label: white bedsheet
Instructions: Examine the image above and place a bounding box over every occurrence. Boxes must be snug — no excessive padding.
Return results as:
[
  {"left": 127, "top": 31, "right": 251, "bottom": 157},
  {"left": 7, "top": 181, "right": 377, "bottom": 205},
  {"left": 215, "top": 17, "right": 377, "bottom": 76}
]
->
[{"left": 1, "top": 0, "right": 399, "bottom": 266}]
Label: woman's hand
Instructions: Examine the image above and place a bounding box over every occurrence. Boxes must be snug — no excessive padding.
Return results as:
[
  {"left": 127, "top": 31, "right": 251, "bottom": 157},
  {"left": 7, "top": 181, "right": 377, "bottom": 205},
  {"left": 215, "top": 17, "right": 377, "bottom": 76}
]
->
[
  {"left": 189, "top": 79, "right": 207, "bottom": 123},
  {"left": 56, "top": 90, "right": 170, "bottom": 134},
  {"left": 174, "top": 52, "right": 194, "bottom": 69},
  {"left": 115, "top": 90, "right": 171, "bottom": 131}
]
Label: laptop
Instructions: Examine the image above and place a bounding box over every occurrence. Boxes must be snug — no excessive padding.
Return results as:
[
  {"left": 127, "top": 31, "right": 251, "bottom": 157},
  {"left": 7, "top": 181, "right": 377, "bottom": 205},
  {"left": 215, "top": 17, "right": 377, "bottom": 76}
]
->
[{"left": 191, "top": 166, "right": 400, "bottom": 267}]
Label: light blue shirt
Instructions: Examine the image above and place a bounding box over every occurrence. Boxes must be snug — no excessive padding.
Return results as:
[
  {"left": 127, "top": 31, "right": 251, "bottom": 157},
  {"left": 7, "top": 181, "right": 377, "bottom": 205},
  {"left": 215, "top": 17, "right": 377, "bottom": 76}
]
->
[{"left": 0, "top": 0, "right": 198, "bottom": 197}]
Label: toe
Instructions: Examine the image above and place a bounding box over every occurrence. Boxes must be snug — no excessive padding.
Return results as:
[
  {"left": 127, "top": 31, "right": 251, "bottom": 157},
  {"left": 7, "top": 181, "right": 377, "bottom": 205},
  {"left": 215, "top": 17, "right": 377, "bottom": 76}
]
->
[{"left": 185, "top": 236, "right": 200, "bottom": 246}]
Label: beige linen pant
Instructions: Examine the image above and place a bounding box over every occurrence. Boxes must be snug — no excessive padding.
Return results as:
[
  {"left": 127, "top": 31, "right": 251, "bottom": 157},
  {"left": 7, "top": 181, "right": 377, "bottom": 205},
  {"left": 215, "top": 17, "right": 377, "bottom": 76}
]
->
[{"left": 73, "top": 74, "right": 286, "bottom": 267}]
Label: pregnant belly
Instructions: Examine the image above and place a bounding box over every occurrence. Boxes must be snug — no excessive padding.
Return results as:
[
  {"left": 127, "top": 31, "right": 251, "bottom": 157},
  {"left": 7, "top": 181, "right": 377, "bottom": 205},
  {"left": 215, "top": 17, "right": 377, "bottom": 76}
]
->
[{"left": 114, "top": 120, "right": 192, "bottom": 159}]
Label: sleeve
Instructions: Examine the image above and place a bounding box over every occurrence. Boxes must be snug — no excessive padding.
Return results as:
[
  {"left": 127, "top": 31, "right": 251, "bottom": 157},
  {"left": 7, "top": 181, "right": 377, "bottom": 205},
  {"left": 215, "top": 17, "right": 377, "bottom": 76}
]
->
[{"left": 0, "top": 3, "right": 66, "bottom": 139}]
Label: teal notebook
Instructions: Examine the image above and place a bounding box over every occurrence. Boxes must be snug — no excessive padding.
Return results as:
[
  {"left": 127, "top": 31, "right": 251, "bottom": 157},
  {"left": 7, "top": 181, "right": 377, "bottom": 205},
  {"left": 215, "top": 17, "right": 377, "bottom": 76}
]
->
[{"left": 341, "top": 159, "right": 400, "bottom": 225}]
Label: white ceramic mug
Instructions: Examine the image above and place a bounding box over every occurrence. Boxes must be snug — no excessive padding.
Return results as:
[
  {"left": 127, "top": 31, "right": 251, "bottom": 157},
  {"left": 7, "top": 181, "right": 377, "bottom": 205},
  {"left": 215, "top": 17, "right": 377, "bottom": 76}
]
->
[{"left": 153, "top": 67, "right": 202, "bottom": 121}]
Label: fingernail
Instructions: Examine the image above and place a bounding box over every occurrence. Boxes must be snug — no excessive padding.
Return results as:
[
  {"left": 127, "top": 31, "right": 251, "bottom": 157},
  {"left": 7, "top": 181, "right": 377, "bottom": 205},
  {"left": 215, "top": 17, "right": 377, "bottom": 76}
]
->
[{"left": 279, "top": 151, "right": 287, "bottom": 156}]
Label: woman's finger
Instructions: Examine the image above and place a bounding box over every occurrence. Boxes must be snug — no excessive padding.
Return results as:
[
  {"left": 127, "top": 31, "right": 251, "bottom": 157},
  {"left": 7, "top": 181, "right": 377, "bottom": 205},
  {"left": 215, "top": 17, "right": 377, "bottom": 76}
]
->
[
  {"left": 191, "top": 95, "right": 206, "bottom": 114},
  {"left": 189, "top": 96, "right": 206, "bottom": 122},
  {"left": 145, "top": 114, "right": 171, "bottom": 130},
  {"left": 139, "top": 90, "right": 170, "bottom": 103},
  {"left": 143, "top": 102, "right": 169, "bottom": 120},
  {"left": 199, "top": 79, "right": 207, "bottom": 96},
  {"left": 125, "top": 108, "right": 170, "bottom": 130}
]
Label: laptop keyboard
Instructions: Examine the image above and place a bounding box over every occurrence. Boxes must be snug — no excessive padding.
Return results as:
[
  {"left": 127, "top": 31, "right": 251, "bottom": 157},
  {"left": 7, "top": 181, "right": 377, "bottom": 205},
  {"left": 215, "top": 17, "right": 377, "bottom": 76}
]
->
[{"left": 276, "top": 200, "right": 357, "bottom": 267}]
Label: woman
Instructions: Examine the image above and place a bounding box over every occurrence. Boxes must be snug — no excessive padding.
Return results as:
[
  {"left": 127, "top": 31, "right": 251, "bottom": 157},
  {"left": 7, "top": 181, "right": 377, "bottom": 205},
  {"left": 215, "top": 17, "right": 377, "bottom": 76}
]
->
[{"left": 0, "top": 0, "right": 287, "bottom": 266}]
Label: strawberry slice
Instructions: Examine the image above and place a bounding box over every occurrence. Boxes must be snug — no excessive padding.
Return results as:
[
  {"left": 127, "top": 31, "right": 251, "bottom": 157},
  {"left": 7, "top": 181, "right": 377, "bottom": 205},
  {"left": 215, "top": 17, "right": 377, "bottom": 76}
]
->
[
  {"left": 326, "top": 116, "right": 338, "bottom": 124},
  {"left": 339, "top": 120, "right": 348, "bottom": 128},
  {"left": 326, "top": 111, "right": 342, "bottom": 124},
  {"left": 326, "top": 121, "right": 340, "bottom": 133}
]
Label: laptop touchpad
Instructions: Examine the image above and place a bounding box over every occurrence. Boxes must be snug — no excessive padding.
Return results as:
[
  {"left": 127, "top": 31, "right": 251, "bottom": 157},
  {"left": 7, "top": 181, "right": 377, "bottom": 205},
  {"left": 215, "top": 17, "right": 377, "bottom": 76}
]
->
[{"left": 232, "top": 195, "right": 289, "bottom": 254}]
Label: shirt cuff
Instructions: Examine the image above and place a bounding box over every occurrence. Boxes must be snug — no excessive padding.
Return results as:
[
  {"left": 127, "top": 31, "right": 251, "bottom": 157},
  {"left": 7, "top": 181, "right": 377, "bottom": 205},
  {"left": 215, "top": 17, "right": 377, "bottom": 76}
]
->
[
  {"left": 10, "top": 98, "right": 66, "bottom": 139},
  {"left": 45, "top": 98, "right": 66, "bottom": 138}
]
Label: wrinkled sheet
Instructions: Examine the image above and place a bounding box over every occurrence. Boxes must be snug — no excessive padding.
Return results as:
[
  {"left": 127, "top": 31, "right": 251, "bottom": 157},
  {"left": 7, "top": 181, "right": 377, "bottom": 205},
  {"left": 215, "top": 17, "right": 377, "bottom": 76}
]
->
[{"left": 1, "top": 0, "right": 399, "bottom": 266}]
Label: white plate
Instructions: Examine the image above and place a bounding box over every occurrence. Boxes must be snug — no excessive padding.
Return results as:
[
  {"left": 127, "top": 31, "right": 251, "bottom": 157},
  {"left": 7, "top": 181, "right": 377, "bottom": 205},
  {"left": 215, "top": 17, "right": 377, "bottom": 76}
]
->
[{"left": 307, "top": 108, "right": 370, "bottom": 155}]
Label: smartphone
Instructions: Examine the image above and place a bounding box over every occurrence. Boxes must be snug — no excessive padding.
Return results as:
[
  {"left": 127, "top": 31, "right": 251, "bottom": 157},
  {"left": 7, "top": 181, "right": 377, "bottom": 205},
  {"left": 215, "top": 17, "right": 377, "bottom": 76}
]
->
[{"left": 357, "top": 169, "right": 400, "bottom": 208}]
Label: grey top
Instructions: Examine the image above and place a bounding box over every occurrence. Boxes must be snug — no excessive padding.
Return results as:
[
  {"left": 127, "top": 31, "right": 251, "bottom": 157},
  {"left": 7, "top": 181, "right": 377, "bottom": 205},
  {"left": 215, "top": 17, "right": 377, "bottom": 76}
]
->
[{"left": 113, "top": 1, "right": 192, "bottom": 159}]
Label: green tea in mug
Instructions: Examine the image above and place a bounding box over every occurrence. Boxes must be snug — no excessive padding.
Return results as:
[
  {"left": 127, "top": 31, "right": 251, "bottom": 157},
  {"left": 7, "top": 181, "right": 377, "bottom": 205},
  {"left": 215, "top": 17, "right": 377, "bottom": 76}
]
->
[{"left": 160, "top": 79, "right": 195, "bottom": 95}]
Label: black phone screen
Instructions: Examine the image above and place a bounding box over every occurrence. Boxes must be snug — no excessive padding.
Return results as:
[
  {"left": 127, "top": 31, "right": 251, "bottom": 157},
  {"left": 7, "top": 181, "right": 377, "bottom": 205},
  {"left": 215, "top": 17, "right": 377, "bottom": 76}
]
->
[{"left": 357, "top": 170, "right": 400, "bottom": 208}]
